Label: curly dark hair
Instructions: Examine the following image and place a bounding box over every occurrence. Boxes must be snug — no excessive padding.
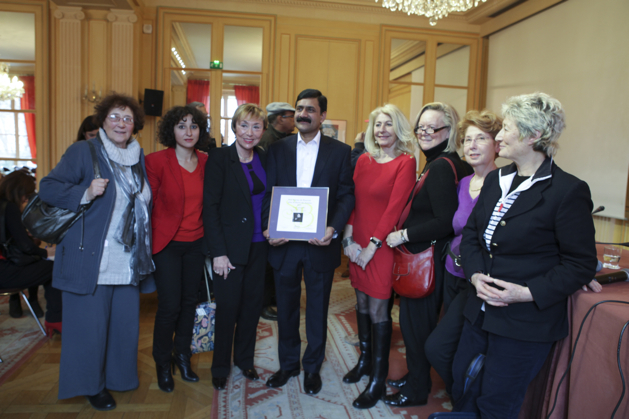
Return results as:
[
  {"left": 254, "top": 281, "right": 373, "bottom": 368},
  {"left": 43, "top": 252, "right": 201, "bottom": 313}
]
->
[
  {"left": 94, "top": 93, "right": 145, "bottom": 134},
  {"left": 0, "top": 169, "right": 36, "bottom": 208},
  {"left": 157, "top": 105, "right": 210, "bottom": 149}
]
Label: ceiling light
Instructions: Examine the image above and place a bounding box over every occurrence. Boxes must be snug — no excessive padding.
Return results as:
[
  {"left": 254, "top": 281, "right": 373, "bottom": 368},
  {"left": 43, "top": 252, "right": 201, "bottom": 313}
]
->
[
  {"left": 376, "top": 0, "right": 487, "bottom": 26},
  {"left": 0, "top": 62, "right": 25, "bottom": 101}
]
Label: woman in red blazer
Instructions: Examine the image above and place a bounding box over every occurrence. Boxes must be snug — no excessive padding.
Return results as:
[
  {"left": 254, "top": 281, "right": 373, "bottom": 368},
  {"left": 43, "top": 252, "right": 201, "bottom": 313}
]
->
[{"left": 145, "top": 105, "right": 210, "bottom": 393}]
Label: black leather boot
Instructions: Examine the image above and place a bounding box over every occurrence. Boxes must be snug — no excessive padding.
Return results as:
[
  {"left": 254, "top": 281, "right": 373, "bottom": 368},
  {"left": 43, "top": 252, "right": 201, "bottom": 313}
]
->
[
  {"left": 173, "top": 350, "right": 199, "bottom": 382},
  {"left": 352, "top": 320, "right": 392, "bottom": 409},
  {"left": 9, "top": 294, "right": 22, "bottom": 318},
  {"left": 343, "top": 311, "right": 372, "bottom": 383},
  {"left": 156, "top": 361, "right": 174, "bottom": 392}
]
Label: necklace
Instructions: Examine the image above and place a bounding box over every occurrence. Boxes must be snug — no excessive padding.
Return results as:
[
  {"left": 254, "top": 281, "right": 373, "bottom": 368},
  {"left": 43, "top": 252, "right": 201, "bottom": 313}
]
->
[
  {"left": 469, "top": 174, "right": 484, "bottom": 192},
  {"left": 238, "top": 152, "right": 253, "bottom": 163}
]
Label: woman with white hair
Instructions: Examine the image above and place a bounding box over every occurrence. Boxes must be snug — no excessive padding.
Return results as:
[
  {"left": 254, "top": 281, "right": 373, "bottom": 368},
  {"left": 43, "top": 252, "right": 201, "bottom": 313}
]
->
[
  {"left": 450, "top": 93, "right": 597, "bottom": 418},
  {"left": 384, "top": 102, "right": 471, "bottom": 407},
  {"left": 342, "top": 103, "right": 416, "bottom": 409}
]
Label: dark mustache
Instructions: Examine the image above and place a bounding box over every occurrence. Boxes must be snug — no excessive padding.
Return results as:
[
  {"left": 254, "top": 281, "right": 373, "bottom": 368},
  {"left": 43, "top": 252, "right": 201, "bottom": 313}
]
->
[{"left": 296, "top": 117, "right": 311, "bottom": 123}]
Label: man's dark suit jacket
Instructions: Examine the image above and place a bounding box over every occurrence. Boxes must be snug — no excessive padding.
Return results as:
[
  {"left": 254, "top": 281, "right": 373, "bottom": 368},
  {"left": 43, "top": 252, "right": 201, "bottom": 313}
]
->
[
  {"left": 461, "top": 160, "right": 597, "bottom": 343},
  {"left": 262, "top": 134, "right": 355, "bottom": 273},
  {"left": 204, "top": 143, "right": 267, "bottom": 265}
]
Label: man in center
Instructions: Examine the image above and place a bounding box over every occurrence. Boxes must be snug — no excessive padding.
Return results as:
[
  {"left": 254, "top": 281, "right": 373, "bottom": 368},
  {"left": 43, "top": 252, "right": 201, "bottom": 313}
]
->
[{"left": 262, "top": 89, "right": 355, "bottom": 394}]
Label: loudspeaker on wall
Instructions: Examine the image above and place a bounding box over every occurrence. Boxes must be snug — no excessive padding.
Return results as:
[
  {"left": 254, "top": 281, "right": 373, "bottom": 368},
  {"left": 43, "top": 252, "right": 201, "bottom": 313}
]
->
[{"left": 144, "top": 89, "right": 164, "bottom": 116}]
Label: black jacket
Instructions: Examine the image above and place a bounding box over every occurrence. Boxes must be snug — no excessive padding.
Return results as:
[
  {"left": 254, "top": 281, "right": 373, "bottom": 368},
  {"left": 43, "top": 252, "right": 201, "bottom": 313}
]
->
[
  {"left": 203, "top": 143, "right": 267, "bottom": 265},
  {"left": 262, "top": 134, "right": 355, "bottom": 272},
  {"left": 460, "top": 159, "right": 597, "bottom": 343}
]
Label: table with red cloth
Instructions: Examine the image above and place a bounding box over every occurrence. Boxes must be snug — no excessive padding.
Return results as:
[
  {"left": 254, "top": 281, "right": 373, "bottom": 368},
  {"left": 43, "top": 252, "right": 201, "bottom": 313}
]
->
[{"left": 519, "top": 245, "right": 629, "bottom": 419}]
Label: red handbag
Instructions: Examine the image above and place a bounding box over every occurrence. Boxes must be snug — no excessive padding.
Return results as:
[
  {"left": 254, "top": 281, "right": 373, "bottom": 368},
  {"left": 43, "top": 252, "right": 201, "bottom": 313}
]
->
[{"left": 392, "top": 157, "right": 458, "bottom": 299}]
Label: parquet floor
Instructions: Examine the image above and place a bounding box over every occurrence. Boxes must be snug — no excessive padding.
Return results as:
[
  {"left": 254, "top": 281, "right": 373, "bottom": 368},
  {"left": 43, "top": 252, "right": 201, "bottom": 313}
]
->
[{"left": 0, "top": 292, "right": 215, "bottom": 419}]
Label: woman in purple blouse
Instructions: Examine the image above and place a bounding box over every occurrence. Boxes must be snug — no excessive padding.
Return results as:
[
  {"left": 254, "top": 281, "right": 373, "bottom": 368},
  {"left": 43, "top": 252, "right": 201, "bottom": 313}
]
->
[
  {"left": 424, "top": 110, "right": 501, "bottom": 395},
  {"left": 203, "top": 104, "right": 269, "bottom": 390}
]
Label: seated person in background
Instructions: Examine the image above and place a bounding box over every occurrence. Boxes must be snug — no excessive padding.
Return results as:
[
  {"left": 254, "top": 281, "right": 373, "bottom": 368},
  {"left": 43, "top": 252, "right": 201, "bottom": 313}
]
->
[
  {"left": 76, "top": 115, "right": 99, "bottom": 142},
  {"left": 0, "top": 170, "right": 61, "bottom": 333},
  {"left": 450, "top": 93, "right": 598, "bottom": 419}
]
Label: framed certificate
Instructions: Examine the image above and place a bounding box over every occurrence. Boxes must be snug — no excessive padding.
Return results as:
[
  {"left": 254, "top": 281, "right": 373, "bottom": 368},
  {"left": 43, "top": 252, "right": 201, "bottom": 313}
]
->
[{"left": 268, "top": 186, "right": 329, "bottom": 240}]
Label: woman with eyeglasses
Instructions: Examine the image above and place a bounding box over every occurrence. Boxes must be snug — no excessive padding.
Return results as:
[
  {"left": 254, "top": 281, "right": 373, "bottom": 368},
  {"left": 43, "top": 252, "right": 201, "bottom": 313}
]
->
[
  {"left": 203, "top": 103, "right": 269, "bottom": 390},
  {"left": 40, "top": 93, "right": 154, "bottom": 411},
  {"left": 384, "top": 103, "right": 471, "bottom": 407},
  {"left": 449, "top": 93, "right": 597, "bottom": 419},
  {"left": 146, "top": 105, "right": 210, "bottom": 393},
  {"left": 423, "top": 110, "right": 502, "bottom": 397}
]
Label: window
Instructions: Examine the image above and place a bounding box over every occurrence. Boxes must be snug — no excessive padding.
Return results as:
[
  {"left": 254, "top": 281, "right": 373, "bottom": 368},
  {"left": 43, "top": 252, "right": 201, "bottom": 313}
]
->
[{"left": 0, "top": 97, "right": 35, "bottom": 174}]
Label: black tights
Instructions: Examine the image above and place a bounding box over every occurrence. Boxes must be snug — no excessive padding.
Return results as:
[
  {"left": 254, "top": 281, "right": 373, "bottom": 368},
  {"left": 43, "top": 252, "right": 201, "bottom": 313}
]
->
[{"left": 355, "top": 289, "right": 390, "bottom": 324}]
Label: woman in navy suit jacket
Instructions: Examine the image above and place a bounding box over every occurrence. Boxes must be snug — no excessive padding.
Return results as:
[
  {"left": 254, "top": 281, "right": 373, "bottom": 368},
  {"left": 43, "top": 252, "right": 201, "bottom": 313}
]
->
[
  {"left": 146, "top": 106, "right": 210, "bottom": 393},
  {"left": 450, "top": 93, "right": 598, "bottom": 419},
  {"left": 203, "top": 104, "right": 268, "bottom": 390}
]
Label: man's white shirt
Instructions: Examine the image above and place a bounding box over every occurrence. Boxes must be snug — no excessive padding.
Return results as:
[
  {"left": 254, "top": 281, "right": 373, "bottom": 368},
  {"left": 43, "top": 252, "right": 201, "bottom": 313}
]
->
[{"left": 296, "top": 131, "right": 321, "bottom": 187}]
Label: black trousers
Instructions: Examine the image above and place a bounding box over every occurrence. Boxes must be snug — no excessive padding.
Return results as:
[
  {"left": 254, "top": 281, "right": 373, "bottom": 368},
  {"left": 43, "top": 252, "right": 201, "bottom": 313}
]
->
[
  {"left": 451, "top": 312, "right": 552, "bottom": 419},
  {"left": 425, "top": 270, "right": 470, "bottom": 394},
  {"left": 152, "top": 239, "right": 205, "bottom": 365},
  {"left": 212, "top": 241, "right": 267, "bottom": 377},
  {"left": 0, "top": 259, "right": 62, "bottom": 322},
  {"left": 398, "top": 252, "right": 445, "bottom": 400},
  {"left": 274, "top": 242, "right": 335, "bottom": 374},
  {"left": 263, "top": 262, "right": 276, "bottom": 307}
]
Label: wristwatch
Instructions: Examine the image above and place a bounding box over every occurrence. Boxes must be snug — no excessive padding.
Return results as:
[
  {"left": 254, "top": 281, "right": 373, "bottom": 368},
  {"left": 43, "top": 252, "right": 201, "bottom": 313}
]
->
[{"left": 370, "top": 237, "right": 382, "bottom": 248}]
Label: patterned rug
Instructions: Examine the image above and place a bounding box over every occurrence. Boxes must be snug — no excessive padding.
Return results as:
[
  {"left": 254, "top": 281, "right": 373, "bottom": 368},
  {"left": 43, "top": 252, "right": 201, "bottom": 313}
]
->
[
  {"left": 211, "top": 273, "right": 452, "bottom": 419},
  {"left": 0, "top": 291, "right": 49, "bottom": 386}
]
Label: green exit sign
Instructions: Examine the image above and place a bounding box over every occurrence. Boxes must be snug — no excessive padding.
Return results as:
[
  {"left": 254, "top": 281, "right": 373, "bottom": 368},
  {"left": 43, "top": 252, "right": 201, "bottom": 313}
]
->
[{"left": 210, "top": 60, "right": 223, "bottom": 69}]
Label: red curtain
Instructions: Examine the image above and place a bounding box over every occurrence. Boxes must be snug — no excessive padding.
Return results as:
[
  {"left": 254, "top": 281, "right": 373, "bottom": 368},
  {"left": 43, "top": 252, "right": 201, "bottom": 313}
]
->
[
  {"left": 20, "top": 76, "right": 36, "bottom": 160},
  {"left": 186, "top": 79, "right": 210, "bottom": 111},
  {"left": 234, "top": 85, "right": 259, "bottom": 106}
]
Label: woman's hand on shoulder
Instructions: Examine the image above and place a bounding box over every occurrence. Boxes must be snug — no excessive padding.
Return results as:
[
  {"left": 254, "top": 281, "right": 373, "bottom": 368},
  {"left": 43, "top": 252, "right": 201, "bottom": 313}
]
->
[
  {"left": 212, "top": 256, "right": 235, "bottom": 280},
  {"left": 85, "top": 178, "right": 109, "bottom": 201}
]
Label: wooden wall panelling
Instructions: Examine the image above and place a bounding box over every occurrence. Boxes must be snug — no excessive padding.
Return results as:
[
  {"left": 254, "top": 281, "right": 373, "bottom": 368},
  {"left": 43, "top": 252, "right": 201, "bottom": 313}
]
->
[
  {"left": 359, "top": 40, "right": 375, "bottom": 137},
  {"left": 52, "top": 6, "right": 84, "bottom": 165},
  {"left": 293, "top": 36, "right": 360, "bottom": 144},
  {"left": 138, "top": 7, "right": 157, "bottom": 153},
  {"left": 108, "top": 9, "right": 136, "bottom": 96},
  {"left": 277, "top": 33, "right": 291, "bottom": 103}
]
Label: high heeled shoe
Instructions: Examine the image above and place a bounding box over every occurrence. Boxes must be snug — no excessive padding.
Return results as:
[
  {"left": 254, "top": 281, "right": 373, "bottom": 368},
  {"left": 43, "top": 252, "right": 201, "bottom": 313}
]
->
[
  {"left": 45, "top": 321, "right": 62, "bottom": 336},
  {"left": 172, "top": 350, "right": 199, "bottom": 382},
  {"left": 9, "top": 294, "right": 22, "bottom": 318}
]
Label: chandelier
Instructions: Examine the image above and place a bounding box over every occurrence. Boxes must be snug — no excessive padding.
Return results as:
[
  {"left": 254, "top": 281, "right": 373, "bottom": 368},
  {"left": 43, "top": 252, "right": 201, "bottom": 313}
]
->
[
  {"left": 376, "top": 0, "right": 487, "bottom": 26},
  {"left": 0, "top": 62, "right": 25, "bottom": 101}
]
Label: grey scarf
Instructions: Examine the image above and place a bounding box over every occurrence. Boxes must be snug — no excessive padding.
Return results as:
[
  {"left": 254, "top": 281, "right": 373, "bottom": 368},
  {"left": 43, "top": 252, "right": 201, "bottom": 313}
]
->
[{"left": 99, "top": 130, "right": 154, "bottom": 285}]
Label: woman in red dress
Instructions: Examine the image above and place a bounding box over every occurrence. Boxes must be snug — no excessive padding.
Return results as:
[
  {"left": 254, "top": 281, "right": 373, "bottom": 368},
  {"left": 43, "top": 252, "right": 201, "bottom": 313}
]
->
[{"left": 342, "top": 104, "right": 417, "bottom": 409}]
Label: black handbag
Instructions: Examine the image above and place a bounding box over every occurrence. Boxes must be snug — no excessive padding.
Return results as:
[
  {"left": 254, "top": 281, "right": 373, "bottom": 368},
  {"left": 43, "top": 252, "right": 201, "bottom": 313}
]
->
[
  {"left": 21, "top": 141, "right": 101, "bottom": 245},
  {"left": 0, "top": 201, "right": 41, "bottom": 266}
]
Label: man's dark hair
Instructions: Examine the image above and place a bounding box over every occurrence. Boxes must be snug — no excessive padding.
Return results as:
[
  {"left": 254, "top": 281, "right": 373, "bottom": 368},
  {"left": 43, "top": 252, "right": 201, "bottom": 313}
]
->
[
  {"left": 295, "top": 89, "right": 327, "bottom": 113},
  {"left": 157, "top": 105, "right": 210, "bottom": 149}
]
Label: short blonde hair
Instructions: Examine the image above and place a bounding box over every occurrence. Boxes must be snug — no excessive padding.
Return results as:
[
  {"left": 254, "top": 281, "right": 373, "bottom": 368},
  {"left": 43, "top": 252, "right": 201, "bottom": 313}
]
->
[
  {"left": 501, "top": 92, "right": 565, "bottom": 157},
  {"left": 456, "top": 110, "right": 503, "bottom": 148},
  {"left": 413, "top": 102, "right": 459, "bottom": 153},
  {"left": 231, "top": 103, "right": 267, "bottom": 133},
  {"left": 364, "top": 104, "right": 416, "bottom": 158}
]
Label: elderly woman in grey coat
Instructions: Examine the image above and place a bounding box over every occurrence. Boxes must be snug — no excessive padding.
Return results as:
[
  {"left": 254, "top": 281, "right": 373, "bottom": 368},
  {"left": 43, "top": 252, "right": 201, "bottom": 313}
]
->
[{"left": 39, "top": 93, "right": 154, "bottom": 412}]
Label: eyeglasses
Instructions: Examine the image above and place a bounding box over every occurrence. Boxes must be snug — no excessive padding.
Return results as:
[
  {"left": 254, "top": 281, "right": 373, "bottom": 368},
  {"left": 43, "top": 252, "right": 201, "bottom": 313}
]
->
[
  {"left": 280, "top": 114, "right": 294, "bottom": 119},
  {"left": 108, "top": 114, "right": 134, "bottom": 125},
  {"left": 415, "top": 125, "right": 449, "bottom": 135},
  {"left": 464, "top": 136, "right": 492, "bottom": 145}
]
